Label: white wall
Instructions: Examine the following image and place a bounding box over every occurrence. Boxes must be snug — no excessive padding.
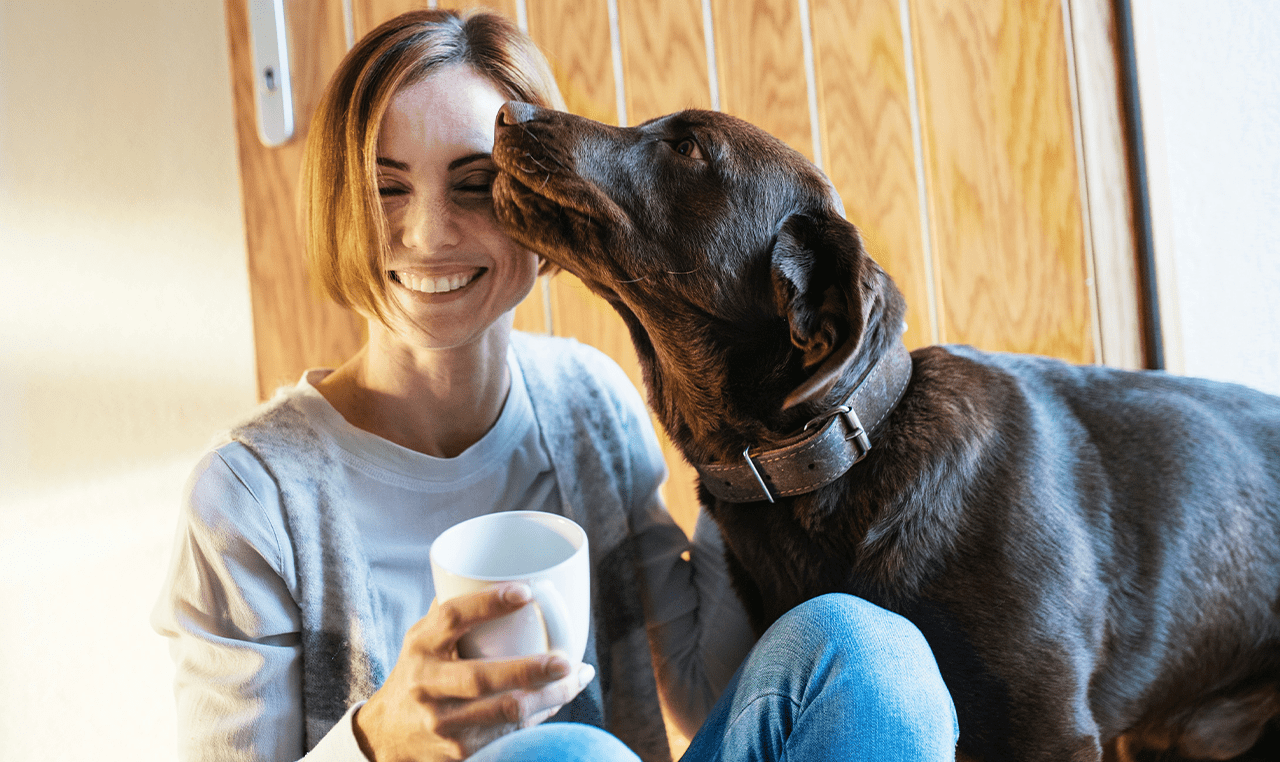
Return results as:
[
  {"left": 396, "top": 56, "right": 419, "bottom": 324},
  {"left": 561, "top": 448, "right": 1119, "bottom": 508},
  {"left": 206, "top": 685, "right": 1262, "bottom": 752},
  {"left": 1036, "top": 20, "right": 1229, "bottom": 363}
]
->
[
  {"left": 0, "top": 1, "right": 1277, "bottom": 760},
  {"left": 1136, "top": 0, "right": 1280, "bottom": 395},
  {"left": 0, "top": 0, "right": 255, "bottom": 758}
]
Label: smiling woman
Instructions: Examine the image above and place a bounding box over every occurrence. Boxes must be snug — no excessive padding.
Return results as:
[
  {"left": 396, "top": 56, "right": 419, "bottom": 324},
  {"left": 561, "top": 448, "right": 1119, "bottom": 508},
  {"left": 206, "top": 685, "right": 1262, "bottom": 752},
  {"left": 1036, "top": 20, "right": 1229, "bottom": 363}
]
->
[{"left": 151, "top": 9, "right": 760, "bottom": 762}]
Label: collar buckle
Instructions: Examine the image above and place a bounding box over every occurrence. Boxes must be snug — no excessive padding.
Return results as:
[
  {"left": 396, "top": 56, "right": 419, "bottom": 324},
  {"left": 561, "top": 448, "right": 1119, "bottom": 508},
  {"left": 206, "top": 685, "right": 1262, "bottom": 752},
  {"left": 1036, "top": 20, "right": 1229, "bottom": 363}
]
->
[
  {"left": 741, "top": 447, "right": 776, "bottom": 503},
  {"left": 803, "top": 404, "right": 873, "bottom": 464}
]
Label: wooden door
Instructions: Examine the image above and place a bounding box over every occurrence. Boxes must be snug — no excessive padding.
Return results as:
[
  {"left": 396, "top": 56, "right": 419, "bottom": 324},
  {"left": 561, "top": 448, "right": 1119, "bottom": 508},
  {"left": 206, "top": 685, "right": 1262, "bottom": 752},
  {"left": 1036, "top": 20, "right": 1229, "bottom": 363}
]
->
[{"left": 225, "top": 0, "right": 1142, "bottom": 575}]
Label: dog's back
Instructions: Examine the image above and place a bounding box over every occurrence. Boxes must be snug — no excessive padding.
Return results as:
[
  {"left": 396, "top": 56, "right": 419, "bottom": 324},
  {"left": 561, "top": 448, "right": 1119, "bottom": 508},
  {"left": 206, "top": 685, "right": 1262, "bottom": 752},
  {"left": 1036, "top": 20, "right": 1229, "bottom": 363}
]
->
[{"left": 935, "top": 347, "right": 1280, "bottom": 755}]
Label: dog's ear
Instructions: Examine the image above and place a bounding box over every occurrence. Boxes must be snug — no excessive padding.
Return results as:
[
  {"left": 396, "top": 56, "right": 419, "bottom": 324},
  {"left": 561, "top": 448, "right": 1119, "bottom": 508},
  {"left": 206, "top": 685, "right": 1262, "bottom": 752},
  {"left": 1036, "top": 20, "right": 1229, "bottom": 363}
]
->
[{"left": 769, "top": 213, "right": 871, "bottom": 412}]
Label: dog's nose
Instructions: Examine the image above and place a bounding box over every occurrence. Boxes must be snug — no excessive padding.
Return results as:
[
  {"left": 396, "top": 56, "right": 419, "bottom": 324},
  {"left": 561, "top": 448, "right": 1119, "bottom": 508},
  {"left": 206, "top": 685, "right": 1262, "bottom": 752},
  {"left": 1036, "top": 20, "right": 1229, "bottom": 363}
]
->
[{"left": 497, "top": 101, "right": 542, "bottom": 127}]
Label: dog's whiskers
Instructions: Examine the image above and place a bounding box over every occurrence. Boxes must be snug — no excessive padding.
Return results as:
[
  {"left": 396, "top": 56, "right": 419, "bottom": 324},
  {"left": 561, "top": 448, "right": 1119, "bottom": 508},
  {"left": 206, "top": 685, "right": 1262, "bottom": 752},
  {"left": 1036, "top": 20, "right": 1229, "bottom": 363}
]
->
[
  {"left": 666, "top": 265, "right": 703, "bottom": 276},
  {"left": 518, "top": 126, "right": 570, "bottom": 172},
  {"left": 517, "top": 153, "right": 556, "bottom": 176},
  {"left": 615, "top": 264, "right": 701, "bottom": 285}
]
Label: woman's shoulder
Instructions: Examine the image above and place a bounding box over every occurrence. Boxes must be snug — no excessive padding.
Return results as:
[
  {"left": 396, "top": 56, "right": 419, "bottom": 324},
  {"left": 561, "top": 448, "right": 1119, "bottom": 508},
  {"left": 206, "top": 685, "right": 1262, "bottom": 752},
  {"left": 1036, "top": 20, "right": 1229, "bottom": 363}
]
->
[
  {"left": 183, "top": 441, "right": 292, "bottom": 578},
  {"left": 511, "top": 331, "right": 619, "bottom": 371},
  {"left": 511, "top": 331, "right": 640, "bottom": 404}
]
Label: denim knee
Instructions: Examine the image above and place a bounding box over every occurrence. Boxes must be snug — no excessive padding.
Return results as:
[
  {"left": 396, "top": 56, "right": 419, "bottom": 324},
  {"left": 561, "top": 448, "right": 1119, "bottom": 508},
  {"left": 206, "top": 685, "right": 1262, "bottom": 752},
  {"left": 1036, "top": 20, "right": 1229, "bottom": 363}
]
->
[
  {"left": 760, "top": 593, "right": 959, "bottom": 747},
  {"left": 468, "top": 722, "right": 640, "bottom": 762}
]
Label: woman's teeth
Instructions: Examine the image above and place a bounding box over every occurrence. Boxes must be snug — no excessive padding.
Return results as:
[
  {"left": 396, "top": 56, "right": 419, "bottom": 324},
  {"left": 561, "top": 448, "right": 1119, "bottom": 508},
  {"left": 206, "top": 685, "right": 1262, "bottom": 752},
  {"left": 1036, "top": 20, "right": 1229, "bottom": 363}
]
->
[{"left": 394, "top": 270, "right": 478, "bottom": 294}]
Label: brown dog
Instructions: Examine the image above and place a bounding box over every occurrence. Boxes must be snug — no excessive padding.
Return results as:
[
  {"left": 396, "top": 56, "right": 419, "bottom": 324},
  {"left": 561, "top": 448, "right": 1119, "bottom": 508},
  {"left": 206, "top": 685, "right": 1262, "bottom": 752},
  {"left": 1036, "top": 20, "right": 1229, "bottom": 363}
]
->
[{"left": 491, "top": 101, "right": 1280, "bottom": 761}]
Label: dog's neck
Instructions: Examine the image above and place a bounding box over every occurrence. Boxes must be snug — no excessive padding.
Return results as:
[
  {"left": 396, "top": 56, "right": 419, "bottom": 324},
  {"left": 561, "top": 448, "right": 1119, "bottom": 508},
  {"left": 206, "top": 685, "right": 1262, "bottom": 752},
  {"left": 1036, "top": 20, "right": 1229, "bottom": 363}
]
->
[{"left": 689, "top": 326, "right": 912, "bottom": 503}]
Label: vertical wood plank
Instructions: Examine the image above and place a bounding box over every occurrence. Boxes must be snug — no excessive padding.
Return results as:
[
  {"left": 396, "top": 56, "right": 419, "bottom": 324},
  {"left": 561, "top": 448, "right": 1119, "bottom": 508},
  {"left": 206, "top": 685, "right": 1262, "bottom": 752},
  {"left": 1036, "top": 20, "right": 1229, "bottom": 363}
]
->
[
  {"left": 910, "top": 0, "right": 1093, "bottom": 361},
  {"left": 811, "top": 0, "right": 933, "bottom": 351},
  {"left": 227, "top": 0, "right": 363, "bottom": 399},
  {"left": 526, "top": 0, "right": 618, "bottom": 124},
  {"left": 1066, "top": 0, "right": 1145, "bottom": 369},
  {"left": 353, "top": 0, "right": 522, "bottom": 36},
  {"left": 617, "top": 0, "right": 713, "bottom": 122},
  {"left": 711, "top": 0, "right": 814, "bottom": 159}
]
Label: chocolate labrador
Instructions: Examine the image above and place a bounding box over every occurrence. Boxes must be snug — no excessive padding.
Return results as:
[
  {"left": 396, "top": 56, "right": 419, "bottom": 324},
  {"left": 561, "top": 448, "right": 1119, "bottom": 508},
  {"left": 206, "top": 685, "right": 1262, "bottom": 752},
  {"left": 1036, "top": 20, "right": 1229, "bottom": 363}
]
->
[{"left": 490, "top": 102, "right": 1280, "bottom": 761}]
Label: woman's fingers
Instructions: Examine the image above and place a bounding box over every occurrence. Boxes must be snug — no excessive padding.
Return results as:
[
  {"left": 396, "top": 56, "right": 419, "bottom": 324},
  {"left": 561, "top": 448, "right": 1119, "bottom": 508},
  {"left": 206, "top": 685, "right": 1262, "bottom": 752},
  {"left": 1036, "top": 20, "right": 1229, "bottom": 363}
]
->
[
  {"left": 431, "top": 651, "right": 574, "bottom": 699},
  {"left": 431, "top": 662, "right": 597, "bottom": 732},
  {"left": 412, "top": 584, "right": 533, "bottom": 654}
]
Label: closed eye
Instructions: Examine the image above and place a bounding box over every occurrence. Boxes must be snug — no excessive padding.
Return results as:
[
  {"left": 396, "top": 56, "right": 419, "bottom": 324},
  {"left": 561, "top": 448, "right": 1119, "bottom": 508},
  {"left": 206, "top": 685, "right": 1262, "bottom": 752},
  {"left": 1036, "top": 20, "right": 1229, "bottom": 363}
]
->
[{"left": 456, "top": 170, "right": 496, "bottom": 196}]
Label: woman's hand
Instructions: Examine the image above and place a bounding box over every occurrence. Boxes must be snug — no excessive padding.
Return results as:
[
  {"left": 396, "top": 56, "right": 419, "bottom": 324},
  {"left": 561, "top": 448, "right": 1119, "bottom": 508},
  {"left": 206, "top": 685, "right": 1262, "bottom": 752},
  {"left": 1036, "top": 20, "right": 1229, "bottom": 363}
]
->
[{"left": 353, "top": 583, "right": 595, "bottom": 762}]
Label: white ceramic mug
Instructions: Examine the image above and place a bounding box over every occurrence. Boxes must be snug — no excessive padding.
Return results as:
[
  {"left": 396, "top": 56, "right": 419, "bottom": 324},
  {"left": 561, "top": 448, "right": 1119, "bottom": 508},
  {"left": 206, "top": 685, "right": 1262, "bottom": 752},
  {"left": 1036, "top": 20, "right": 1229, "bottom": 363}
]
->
[{"left": 429, "top": 511, "right": 590, "bottom": 663}]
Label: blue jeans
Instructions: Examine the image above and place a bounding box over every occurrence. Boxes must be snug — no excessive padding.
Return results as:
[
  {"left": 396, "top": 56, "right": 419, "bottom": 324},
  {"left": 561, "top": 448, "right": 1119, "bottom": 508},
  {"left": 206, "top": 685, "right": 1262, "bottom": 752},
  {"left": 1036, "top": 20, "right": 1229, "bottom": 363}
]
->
[{"left": 470, "top": 593, "right": 958, "bottom": 761}]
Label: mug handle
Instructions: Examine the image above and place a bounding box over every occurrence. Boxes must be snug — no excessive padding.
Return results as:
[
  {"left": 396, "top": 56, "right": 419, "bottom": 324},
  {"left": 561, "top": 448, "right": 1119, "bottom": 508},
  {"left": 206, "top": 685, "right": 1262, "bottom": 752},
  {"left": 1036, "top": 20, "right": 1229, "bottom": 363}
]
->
[{"left": 529, "top": 579, "right": 573, "bottom": 656}]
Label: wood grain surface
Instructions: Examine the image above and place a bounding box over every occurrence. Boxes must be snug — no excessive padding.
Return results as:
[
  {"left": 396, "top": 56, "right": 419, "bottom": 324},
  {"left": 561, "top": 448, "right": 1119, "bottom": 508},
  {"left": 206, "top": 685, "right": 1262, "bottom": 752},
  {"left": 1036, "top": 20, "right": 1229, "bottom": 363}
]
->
[
  {"left": 227, "top": 0, "right": 364, "bottom": 398},
  {"left": 711, "top": 0, "right": 814, "bottom": 160},
  {"left": 811, "top": 0, "right": 934, "bottom": 351},
  {"left": 1066, "top": 0, "right": 1145, "bottom": 369},
  {"left": 526, "top": 0, "right": 618, "bottom": 125},
  {"left": 617, "top": 0, "right": 714, "bottom": 122},
  {"left": 353, "top": 0, "right": 522, "bottom": 35},
  {"left": 911, "top": 0, "right": 1094, "bottom": 361}
]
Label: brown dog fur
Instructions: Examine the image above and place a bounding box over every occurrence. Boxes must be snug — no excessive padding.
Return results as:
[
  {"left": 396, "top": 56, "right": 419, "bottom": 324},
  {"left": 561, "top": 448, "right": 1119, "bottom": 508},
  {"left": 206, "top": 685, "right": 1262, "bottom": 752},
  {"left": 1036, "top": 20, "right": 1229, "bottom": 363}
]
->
[{"left": 491, "top": 102, "right": 1280, "bottom": 761}]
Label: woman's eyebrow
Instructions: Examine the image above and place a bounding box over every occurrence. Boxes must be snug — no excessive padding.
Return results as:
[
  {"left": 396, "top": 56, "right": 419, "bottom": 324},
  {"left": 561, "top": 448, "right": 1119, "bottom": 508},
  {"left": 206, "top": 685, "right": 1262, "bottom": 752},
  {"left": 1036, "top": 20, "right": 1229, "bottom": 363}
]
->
[
  {"left": 448, "top": 152, "right": 492, "bottom": 171},
  {"left": 376, "top": 157, "right": 409, "bottom": 171}
]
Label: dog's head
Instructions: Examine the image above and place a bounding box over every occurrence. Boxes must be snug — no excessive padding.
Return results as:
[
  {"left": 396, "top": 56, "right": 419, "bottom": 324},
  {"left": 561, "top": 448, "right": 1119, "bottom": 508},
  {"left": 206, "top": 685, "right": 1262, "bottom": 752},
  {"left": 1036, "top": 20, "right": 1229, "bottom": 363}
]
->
[{"left": 493, "top": 103, "right": 905, "bottom": 461}]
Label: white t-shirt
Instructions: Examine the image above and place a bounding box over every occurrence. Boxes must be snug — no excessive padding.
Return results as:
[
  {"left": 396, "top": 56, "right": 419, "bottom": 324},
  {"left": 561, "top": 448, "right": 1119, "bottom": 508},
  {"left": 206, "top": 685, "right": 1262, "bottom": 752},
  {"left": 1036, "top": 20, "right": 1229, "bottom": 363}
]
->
[{"left": 154, "top": 349, "right": 755, "bottom": 761}]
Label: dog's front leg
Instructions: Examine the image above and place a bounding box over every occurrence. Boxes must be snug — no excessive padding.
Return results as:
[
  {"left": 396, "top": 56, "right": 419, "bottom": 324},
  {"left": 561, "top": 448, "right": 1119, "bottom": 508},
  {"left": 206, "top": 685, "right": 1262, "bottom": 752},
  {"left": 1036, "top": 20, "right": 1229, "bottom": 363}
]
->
[{"left": 721, "top": 542, "right": 770, "bottom": 636}]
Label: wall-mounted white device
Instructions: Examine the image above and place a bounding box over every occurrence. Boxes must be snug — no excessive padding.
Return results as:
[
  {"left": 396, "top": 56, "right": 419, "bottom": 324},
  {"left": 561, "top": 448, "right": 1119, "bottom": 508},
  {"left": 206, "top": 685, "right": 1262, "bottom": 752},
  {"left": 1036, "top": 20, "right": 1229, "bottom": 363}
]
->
[{"left": 247, "top": 0, "right": 294, "bottom": 147}]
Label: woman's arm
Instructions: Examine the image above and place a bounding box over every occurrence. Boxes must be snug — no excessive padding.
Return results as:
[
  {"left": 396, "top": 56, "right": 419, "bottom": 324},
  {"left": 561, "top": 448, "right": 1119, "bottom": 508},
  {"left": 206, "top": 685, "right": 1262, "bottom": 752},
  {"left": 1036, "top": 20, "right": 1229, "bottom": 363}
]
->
[
  {"left": 632, "top": 492, "right": 757, "bottom": 739},
  {"left": 607, "top": 383, "right": 757, "bottom": 738},
  {"left": 152, "top": 446, "right": 347, "bottom": 761}
]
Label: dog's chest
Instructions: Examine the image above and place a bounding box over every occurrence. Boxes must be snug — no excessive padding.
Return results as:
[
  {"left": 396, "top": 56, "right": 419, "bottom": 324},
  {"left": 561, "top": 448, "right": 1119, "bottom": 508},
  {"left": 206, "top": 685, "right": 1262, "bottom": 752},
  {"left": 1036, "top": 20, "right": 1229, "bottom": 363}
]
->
[{"left": 711, "top": 496, "right": 882, "bottom": 626}]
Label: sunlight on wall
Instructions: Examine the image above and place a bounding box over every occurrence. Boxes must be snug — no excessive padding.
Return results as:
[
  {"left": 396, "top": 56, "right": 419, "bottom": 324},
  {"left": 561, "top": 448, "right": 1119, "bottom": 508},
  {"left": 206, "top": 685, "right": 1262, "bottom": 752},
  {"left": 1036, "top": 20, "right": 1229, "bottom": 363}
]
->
[
  {"left": 0, "top": 0, "right": 256, "bottom": 758},
  {"left": 1148, "top": 0, "right": 1280, "bottom": 396}
]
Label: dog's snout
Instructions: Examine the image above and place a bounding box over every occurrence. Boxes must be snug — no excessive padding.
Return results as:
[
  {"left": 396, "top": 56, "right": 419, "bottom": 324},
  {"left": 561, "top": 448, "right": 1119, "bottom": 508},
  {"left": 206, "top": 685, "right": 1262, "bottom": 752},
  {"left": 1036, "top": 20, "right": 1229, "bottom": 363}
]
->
[{"left": 497, "top": 101, "right": 542, "bottom": 128}]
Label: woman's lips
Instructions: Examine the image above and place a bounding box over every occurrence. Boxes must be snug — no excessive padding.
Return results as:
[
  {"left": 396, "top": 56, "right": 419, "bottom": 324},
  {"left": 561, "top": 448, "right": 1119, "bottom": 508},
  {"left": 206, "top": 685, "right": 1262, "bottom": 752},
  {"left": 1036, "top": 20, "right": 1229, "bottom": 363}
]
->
[{"left": 391, "top": 268, "right": 483, "bottom": 294}]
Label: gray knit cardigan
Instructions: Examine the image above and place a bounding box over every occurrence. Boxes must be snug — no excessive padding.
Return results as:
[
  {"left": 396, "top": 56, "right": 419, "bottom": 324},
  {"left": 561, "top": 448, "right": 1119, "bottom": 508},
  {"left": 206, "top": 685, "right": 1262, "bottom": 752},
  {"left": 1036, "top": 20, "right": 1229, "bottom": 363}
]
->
[{"left": 227, "top": 332, "right": 672, "bottom": 761}]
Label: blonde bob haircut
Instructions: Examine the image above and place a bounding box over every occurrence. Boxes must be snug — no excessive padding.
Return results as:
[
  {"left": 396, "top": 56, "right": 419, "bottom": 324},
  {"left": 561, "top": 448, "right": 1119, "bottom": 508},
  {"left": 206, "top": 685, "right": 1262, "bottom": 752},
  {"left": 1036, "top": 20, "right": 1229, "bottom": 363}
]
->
[{"left": 301, "top": 9, "right": 565, "bottom": 326}]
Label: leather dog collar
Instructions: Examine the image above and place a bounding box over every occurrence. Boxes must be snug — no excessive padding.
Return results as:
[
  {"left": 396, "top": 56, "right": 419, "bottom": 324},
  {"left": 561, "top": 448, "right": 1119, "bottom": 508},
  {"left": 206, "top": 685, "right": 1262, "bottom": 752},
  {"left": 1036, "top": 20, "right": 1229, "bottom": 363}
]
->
[{"left": 694, "top": 341, "right": 913, "bottom": 503}]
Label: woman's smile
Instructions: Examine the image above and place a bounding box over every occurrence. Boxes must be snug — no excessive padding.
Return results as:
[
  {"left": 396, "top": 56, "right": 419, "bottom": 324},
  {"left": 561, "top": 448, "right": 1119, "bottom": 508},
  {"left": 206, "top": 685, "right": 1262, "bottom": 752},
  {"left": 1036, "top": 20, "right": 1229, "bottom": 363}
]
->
[{"left": 390, "top": 268, "right": 485, "bottom": 295}]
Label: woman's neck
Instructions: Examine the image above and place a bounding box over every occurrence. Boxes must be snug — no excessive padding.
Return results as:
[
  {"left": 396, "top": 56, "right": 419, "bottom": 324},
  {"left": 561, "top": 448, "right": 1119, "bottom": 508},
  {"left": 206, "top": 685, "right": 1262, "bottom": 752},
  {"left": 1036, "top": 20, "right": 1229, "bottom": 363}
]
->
[{"left": 316, "top": 322, "right": 513, "bottom": 458}]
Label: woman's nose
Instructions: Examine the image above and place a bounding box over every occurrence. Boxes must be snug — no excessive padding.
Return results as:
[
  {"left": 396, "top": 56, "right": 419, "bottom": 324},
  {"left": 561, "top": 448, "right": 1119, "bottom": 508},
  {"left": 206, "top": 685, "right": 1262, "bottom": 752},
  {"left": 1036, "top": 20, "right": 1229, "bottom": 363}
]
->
[{"left": 400, "top": 197, "right": 458, "bottom": 251}]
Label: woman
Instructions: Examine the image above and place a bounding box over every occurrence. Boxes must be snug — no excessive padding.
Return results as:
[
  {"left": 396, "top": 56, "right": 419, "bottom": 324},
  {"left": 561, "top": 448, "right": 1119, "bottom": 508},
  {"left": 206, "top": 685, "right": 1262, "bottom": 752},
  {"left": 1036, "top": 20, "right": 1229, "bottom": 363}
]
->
[{"left": 153, "top": 9, "right": 957, "bottom": 762}]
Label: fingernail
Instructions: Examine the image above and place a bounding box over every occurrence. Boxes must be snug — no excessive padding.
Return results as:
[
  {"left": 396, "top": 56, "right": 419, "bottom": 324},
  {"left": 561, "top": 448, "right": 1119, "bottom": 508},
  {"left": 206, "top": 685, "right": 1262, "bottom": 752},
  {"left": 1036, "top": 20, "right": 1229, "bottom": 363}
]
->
[
  {"left": 504, "top": 583, "right": 532, "bottom": 604},
  {"left": 547, "top": 656, "right": 571, "bottom": 680},
  {"left": 577, "top": 663, "right": 596, "bottom": 689}
]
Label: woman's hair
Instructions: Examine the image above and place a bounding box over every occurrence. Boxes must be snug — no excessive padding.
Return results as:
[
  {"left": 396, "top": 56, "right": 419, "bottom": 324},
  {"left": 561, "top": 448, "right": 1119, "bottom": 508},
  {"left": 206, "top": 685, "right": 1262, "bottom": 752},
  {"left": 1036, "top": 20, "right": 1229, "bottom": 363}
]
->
[{"left": 300, "top": 9, "right": 564, "bottom": 325}]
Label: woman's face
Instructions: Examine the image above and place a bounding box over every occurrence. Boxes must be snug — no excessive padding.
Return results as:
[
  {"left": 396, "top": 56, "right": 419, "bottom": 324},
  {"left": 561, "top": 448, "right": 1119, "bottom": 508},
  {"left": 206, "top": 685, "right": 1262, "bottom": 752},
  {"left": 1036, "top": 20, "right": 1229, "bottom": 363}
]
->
[{"left": 374, "top": 64, "right": 539, "bottom": 349}]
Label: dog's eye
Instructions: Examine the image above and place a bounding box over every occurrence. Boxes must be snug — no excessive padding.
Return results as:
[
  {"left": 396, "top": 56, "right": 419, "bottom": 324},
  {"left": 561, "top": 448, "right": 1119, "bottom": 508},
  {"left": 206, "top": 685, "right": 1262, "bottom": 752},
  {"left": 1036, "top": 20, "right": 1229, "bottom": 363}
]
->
[{"left": 672, "top": 138, "right": 705, "bottom": 161}]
